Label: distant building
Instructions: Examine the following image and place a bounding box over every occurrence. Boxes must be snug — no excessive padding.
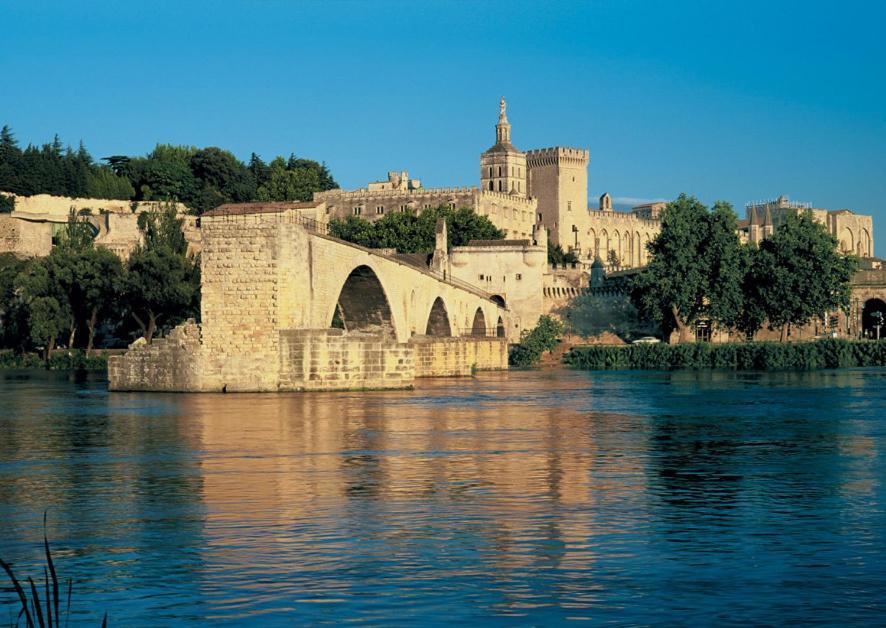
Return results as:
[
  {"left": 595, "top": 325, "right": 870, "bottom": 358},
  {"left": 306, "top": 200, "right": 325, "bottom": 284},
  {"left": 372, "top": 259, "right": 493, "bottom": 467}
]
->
[{"left": 740, "top": 195, "right": 874, "bottom": 256}]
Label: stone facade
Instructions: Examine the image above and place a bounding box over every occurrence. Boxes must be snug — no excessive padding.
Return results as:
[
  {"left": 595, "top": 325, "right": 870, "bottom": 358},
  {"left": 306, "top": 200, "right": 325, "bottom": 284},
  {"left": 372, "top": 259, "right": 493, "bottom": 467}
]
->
[
  {"left": 0, "top": 214, "right": 52, "bottom": 257},
  {"left": 0, "top": 191, "right": 199, "bottom": 259},
  {"left": 448, "top": 224, "right": 548, "bottom": 337},
  {"left": 741, "top": 196, "right": 874, "bottom": 256}
]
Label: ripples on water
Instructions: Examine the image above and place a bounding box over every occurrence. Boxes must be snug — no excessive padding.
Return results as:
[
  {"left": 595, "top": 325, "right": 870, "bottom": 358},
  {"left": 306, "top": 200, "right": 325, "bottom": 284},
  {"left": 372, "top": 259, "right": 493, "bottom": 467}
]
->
[{"left": 1, "top": 369, "right": 885, "bottom": 625}]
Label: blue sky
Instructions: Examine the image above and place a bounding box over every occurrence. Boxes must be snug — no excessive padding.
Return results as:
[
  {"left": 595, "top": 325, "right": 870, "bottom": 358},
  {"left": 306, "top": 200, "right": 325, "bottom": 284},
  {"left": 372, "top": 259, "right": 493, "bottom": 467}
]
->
[{"left": 2, "top": 0, "right": 884, "bottom": 253}]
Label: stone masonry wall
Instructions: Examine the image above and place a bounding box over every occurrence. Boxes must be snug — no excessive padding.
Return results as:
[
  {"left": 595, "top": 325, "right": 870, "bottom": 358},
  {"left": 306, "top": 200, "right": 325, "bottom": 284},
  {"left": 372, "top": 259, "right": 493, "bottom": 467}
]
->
[
  {"left": 411, "top": 336, "right": 508, "bottom": 377},
  {"left": 199, "top": 216, "right": 293, "bottom": 391},
  {"left": 108, "top": 320, "right": 203, "bottom": 391},
  {"left": 0, "top": 215, "right": 52, "bottom": 257},
  {"left": 279, "top": 329, "right": 414, "bottom": 391}
]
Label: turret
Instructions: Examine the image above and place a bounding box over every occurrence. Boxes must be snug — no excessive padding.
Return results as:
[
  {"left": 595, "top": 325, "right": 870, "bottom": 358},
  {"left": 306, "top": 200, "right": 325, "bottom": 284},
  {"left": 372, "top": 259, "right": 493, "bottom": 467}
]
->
[{"left": 430, "top": 218, "right": 449, "bottom": 278}]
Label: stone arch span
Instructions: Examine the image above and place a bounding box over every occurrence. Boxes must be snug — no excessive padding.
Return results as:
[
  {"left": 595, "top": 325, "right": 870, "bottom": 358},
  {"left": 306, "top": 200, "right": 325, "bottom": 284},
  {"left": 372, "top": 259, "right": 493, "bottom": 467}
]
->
[
  {"left": 425, "top": 296, "right": 452, "bottom": 336},
  {"left": 331, "top": 265, "right": 396, "bottom": 336},
  {"left": 490, "top": 294, "right": 506, "bottom": 309},
  {"left": 471, "top": 307, "right": 487, "bottom": 337}
]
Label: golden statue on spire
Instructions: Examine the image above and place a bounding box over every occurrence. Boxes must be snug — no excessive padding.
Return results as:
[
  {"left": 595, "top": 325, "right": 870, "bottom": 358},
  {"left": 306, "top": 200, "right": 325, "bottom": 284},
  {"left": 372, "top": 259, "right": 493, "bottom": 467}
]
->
[{"left": 499, "top": 96, "right": 507, "bottom": 118}]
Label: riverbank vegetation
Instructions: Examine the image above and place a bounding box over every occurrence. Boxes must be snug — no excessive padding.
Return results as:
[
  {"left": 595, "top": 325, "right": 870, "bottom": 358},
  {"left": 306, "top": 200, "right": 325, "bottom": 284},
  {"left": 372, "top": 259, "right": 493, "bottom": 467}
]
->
[
  {"left": 629, "top": 195, "right": 857, "bottom": 342},
  {"left": 0, "top": 207, "right": 198, "bottom": 365},
  {"left": 509, "top": 316, "right": 564, "bottom": 367},
  {"left": 564, "top": 338, "right": 886, "bottom": 371},
  {"left": 329, "top": 206, "right": 505, "bottom": 253},
  {"left": 0, "top": 124, "right": 337, "bottom": 214}
]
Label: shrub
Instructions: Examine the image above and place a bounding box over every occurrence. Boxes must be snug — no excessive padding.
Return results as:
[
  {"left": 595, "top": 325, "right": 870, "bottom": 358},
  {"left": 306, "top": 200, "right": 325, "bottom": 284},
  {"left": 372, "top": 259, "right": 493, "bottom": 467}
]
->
[
  {"left": 563, "top": 339, "right": 886, "bottom": 371},
  {"left": 509, "top": 315, "right": 565, "bottom": 367}
]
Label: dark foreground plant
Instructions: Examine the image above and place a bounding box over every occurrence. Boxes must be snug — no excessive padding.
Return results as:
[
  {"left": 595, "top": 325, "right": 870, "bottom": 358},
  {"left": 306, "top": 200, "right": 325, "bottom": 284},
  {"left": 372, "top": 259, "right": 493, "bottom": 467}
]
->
[{"left": 0, "top": 514, "right": 107, "bottom": 627}]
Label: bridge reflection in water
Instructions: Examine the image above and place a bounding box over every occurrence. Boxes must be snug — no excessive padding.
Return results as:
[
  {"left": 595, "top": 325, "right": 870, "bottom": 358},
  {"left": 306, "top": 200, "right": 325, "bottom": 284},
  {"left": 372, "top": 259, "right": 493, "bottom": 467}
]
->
[{"left": 1, "top": 368, "right": 884, "bottom": 624}]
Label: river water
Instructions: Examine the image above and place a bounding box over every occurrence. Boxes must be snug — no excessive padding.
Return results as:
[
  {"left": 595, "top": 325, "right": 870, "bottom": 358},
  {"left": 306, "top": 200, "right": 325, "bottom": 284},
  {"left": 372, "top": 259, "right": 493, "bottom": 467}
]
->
[{"left": 1, "top": 368, "right": 885, "bottom": 625}]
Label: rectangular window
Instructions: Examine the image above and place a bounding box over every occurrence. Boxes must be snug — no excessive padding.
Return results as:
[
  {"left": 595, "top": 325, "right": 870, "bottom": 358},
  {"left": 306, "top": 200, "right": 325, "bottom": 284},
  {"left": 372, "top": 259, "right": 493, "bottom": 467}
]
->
[
  {"left": 353, "top": 206, "right": 362, "bottom": 216},
  {"left": 479, "top": 274, "right": 484, "bottom": 281},
  {"left": 567, "top": 201, "right": 572, "bottom": 211},
  {"left": 424, "top": 203, "right": 432, "bottom": 209},
  {"left": 448, "top": 202, "right": 456, "bottom": 209},
  {"left": 401, "top": 204, "right": 409, "bottom": 212},
  {"left": 376, "top": 205, "right": 384, "bottom": 214},
  {"left": 516, "top": 274, "right": 522, "bottom": 280},
  {"left": 538, "top": 213, "right": 543, "bottom": 222}
]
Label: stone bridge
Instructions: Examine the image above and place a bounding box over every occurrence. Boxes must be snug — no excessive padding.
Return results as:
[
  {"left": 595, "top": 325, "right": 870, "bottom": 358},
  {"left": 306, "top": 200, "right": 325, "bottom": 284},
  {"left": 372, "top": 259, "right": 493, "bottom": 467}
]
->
[{"left": 109, "top": 204, "right": 510, "bottom": 392}]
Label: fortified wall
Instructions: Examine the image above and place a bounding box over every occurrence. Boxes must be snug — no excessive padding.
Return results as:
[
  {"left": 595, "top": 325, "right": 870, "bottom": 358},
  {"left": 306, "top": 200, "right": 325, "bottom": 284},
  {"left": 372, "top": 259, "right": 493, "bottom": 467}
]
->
[{"left": 0, "top": 191, "right": 199, "bottom": 259}]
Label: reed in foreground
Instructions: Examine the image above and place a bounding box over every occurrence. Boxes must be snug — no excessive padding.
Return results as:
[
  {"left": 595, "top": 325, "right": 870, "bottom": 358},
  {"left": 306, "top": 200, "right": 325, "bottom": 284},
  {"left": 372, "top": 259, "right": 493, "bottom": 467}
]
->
[{"left": 0, "top": 514, "right": 107, "bottom": 627}]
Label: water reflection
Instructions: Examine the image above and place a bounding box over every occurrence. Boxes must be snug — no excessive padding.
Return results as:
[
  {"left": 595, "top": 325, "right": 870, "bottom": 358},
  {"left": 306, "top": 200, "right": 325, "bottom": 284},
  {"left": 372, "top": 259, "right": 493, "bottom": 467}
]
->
[{"left": 1, "top": 369, "right": 884, "bottom": 624}]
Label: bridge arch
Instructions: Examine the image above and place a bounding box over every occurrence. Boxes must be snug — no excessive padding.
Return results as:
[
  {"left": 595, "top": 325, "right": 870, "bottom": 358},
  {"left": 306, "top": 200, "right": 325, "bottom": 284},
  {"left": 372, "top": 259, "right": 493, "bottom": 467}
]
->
[
  {"left": 862, "top": 298, "right": 886, "bottom": 339},
  {"left": 471, "top": 307, "right": 487, "bottom": 337},
  {"left": 425, "top": 296, "right": 452, "bottom": 336},
  {"left": 490, "top": 294, "right": 506, "bottom": 309},
  {"left": 330, "top": 265, "right": 396, "bottom": 336}
]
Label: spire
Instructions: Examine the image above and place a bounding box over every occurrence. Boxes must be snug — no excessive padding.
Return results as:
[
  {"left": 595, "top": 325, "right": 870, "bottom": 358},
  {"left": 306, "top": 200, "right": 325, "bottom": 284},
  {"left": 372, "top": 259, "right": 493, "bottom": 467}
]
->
[
  {"left": 496, "top": 96, "right": 511, "bottom": 144},
  {"left": 748, "top": 205, "right": 759, "bottom": 226},
  {"left": 763, "top": 205, "right": 773, "bottom": 227}
]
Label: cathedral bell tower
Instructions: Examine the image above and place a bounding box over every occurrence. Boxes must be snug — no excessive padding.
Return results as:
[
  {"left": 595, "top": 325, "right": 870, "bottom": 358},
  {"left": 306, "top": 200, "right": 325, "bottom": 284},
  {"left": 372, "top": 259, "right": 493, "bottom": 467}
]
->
[{"left": 480, "top": 97, "right": 527, "bottom": 197}]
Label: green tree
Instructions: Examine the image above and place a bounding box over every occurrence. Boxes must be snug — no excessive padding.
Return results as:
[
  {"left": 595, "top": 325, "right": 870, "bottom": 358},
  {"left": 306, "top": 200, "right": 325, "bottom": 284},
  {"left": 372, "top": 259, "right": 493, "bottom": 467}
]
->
[
  {"left": 27, "top": 296, "right": 68, "bottom": 363},
  {"left": 86, "top": 167, "right": 135, "bottom": 200},
  {"left": 14, "top": 258, "right": 71, "bottom": 361},
  {"left": 0, "top": 253, "right": 29, "bottom": 351},
  {"left": 328, "top": 206, "right": 504, "bottom": 253},
  {"left": 137, "top": 204, "right": 188, "bottom": 255},
  {"left": 558, "top": 292, "right": 644, "bottom": 340},
  {"left": 742, "top": 211, "right": 857, "bottom": 340},
  {"left": 632, "top": 195, "right": 744, "bottom": 342},
  {"left": 76, "top": 247, "right": 124, "bottom": 354},
  {"left": 256, "top": 155, "right": 337, "bottom": 202},
  {"left": 0, "top": 193, "right": 13, "bottom": 213},
  {"left": 509, "top": 315, "right": 564, "bottom": 366},
  {"left": 124, "top": 246, "right": 197, "bottom": 342},
  {"left": 548, "top": 240, "right": 578, "bottom": 265},
  {"left": 125, "top": 207, "right": 198, "bottom": 342}
]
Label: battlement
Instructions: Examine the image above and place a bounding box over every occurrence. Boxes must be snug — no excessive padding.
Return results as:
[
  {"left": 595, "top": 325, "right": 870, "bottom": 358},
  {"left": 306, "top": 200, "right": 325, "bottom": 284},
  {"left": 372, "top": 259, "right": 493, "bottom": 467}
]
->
[
  {"left": 525, "top": 146, "right": 589, "bottom": 166},
  {"left": 587, "top": 208, "right": 661, "bottom": 227},
  {"left": 316, "top": 186, "right": 478, "bottom": 200},
  {"left": 478, "top": 190, "right": 537, "bottom": 206}
]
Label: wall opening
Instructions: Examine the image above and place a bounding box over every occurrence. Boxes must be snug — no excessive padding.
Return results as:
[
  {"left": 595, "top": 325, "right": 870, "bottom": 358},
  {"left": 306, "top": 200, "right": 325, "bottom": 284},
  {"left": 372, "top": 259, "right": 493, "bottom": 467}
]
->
[
  {"left": 471, "top": 308, "right": 487, "bottom": 337},
  {"left": 862, "top": 298, "right": 886, "bottom": 339},
  {"left": 496, "top": 316, "right": 506, "bottom": 338},
  {"left": 332, "top": 265, "right": 395, "bottom": 336},
  {"left": 425, "top": 297, "right": 452, "bottom": 337},
  {"left": 490, "top": 295, "right": 506, "bottom": 309}
]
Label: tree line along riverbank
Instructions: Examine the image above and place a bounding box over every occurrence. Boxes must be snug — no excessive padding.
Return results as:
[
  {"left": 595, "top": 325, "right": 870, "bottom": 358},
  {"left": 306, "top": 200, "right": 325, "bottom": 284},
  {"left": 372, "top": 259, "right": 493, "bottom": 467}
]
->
[
  {"left": 0, "top": 349, "right": 109, "bottom": 370},
  {"left": 562, "top": 338, "right": 886, "bottom": 371}
]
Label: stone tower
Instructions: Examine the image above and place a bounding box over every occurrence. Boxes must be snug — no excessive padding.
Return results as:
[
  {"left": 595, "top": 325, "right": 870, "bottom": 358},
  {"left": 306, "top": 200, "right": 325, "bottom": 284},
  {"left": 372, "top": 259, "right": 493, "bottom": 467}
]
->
[
  {"left": 525, "top": 145, "right": 590, "bottom": 250},
  {"left": 480, "top": 98, "right": 527, "bottom": 197}
]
